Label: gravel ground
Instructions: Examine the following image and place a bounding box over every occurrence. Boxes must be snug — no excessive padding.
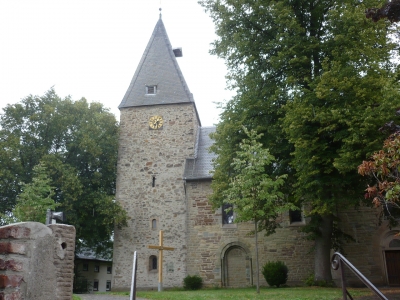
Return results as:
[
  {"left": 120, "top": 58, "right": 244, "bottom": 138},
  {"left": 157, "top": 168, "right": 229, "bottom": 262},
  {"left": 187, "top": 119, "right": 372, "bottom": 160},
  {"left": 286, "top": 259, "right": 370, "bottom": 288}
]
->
[{"left": 77, "top": 294, "right": 147, "bottom": 300}]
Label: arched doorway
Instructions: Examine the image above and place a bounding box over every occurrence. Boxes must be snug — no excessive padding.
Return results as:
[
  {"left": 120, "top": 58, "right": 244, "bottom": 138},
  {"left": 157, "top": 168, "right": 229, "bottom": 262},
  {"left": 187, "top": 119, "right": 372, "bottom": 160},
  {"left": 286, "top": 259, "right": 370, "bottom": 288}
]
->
[
  {"left": 221, "top": 243, "right": 252, "bottom": 287},
  {"left": 382, "top": 231, "right": 400, "bottom": 286}
]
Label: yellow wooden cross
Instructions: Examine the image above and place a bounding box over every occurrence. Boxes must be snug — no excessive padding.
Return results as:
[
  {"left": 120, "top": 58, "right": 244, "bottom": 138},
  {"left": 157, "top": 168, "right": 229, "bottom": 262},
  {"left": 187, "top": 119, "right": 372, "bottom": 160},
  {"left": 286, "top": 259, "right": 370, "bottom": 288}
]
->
[{"left": 148, "top": 230, "right": 174, "bottom": 291}]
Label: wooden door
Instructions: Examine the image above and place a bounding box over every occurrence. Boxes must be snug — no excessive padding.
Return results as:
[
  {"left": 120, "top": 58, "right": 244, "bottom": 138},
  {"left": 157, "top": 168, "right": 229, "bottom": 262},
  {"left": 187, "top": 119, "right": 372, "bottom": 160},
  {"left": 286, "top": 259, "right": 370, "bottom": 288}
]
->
[{"left": 385, "top": 250, "right": 400, "bottom": 285}]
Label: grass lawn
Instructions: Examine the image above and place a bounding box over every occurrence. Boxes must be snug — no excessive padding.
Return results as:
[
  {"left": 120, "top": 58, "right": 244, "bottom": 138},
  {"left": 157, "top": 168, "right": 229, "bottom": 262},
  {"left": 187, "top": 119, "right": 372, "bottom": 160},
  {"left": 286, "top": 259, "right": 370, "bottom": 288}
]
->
[{"left": 85, "top": 286, "right": 373, "bottom": 300}]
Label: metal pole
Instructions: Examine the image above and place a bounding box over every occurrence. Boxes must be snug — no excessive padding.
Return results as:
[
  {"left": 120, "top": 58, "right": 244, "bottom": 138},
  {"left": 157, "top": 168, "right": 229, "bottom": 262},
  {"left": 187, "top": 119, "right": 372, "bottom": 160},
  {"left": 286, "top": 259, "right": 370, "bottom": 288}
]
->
[
  {"left": 130, "top": 251, "right": 137, "bottom": 300},
  {"left": 332, "top": 252, "right": 388, "bottom": 300},
  {"left": 340, "top": 259, "right": 347, "bottom": 300},
  {"left": 45, "top": 209, "right": 52, "bottom": 225},
  {"left": 158, "top": 230, "right": 163, "bottom": 292}
]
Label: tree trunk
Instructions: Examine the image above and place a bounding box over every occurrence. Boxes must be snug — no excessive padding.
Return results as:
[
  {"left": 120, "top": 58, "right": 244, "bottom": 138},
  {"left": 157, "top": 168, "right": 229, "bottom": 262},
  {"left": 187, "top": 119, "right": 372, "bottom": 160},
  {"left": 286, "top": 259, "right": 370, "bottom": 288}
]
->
[
  {"left": 255, "top": 220, "right": 260, "bottom": 293},
  {"left": 314, "top": 214, "right": 334, "bottom": 282}
]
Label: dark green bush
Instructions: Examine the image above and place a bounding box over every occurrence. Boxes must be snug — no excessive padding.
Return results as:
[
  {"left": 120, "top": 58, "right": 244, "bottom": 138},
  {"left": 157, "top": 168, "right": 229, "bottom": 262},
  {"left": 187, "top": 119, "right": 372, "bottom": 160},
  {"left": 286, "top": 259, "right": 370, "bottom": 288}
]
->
[
  {"left": 304, "top": 273, "right": 315, "bottom": 286},
  {"left": 262, "top": 261, "right": 288, "bottom": 287},
  {"left": 304, "top": 273, "right": 335, "bottom": 287},
  {"left": 183, "top": 274, "right": 203, "bottom": 290},
  {"left": 73, "top": 275, "right": 91, "bottom": 294}
]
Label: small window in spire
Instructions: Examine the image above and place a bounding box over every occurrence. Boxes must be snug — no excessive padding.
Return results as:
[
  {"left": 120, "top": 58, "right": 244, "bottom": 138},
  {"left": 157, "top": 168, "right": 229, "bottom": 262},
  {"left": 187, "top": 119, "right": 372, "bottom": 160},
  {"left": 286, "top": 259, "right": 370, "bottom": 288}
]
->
[{"left": 146, "top": 86, "right": 157, "bottom": 95}]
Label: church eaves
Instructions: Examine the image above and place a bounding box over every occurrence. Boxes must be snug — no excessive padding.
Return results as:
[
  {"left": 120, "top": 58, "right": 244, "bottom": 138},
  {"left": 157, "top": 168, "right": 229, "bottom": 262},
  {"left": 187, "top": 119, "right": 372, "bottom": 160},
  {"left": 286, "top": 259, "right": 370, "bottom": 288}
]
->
[{"left": 119, "top": 18, "right": 194, "bottom": 109}]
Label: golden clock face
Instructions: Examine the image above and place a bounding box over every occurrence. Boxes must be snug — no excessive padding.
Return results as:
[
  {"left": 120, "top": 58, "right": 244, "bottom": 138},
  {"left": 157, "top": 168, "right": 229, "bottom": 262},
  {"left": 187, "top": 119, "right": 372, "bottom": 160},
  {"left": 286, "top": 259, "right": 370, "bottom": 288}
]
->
[{"left": 149, "top": 115, "right": 163, "bottom": 129}]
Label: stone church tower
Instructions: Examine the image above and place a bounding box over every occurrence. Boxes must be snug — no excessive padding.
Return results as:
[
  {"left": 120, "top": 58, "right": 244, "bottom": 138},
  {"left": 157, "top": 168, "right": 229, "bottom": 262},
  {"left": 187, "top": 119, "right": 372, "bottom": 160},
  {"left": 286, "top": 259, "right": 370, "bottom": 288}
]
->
[
  {"left": 112, "top": 15, "right": 400, "bottom": 291},
  {"left": 112, "top": 15, "right": 200, "bottom": 290}
]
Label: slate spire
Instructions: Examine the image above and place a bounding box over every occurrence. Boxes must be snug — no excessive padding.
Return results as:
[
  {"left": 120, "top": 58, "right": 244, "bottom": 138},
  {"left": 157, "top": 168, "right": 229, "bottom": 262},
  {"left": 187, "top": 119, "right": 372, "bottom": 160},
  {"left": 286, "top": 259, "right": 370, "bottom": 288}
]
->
[{"left": 119, "top": 18, "right": 194, "bottom": 109}]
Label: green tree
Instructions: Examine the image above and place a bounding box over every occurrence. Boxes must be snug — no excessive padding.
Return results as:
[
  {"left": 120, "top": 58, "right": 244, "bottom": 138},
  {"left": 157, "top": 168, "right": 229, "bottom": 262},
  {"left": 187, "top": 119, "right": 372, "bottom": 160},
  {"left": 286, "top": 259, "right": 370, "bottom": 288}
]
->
[
  {"left": 0, "top": 88, "right": 127, "bottom": 255},
  {"left": 222, "top": 127, "right": 290, "bottom": 293},
  {"left": 200, "top": 0, "right": 400, "bottom": 281},
  {"left": 9, "top": 162, "right": 57, "bottom": 224}
]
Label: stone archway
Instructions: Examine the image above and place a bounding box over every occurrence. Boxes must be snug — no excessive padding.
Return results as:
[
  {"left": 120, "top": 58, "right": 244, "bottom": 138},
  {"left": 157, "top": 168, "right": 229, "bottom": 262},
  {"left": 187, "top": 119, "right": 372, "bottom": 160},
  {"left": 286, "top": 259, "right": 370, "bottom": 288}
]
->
[
  {"left": 382, "top": 230, "right": 400, "bottom": 286},
  {"left": 220, "top": 242, "right": 252, "bottom": 287}
]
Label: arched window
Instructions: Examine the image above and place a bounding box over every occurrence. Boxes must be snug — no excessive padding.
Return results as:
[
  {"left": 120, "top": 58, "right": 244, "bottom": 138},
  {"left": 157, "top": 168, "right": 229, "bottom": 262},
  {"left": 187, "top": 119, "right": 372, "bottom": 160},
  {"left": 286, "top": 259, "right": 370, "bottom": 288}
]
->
[
  {"left": 389, "top": 238, "right": 400, "bottom": 248},
  {"left": 149, "top": 255, "right": 157, "bottom": 271},
  {"left": 152, "top": 219, "right": 157, "bottom": 230}
]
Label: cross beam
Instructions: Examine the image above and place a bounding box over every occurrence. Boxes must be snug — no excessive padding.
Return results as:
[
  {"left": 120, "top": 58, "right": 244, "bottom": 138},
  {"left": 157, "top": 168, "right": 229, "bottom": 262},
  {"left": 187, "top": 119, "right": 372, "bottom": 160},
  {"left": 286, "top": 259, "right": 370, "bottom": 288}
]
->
[{"left": 148, "top": 230, "right": 174, "bottom": 291}]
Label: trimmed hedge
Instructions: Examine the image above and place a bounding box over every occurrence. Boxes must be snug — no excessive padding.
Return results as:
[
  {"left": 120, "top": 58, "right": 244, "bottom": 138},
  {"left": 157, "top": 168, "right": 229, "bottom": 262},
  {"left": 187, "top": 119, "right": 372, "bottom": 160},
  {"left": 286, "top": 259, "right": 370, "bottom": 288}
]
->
[
  {"left": 262, "top": 261, "right": 288, "bottom": 287},
  {"left": 183, "top": 275, "right": 203, "bottom": 290}
]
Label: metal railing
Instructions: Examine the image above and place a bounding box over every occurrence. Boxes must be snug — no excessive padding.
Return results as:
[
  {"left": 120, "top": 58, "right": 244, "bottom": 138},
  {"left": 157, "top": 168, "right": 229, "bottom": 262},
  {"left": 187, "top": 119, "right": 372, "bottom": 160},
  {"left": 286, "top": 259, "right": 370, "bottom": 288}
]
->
[{"left": 331, "top": 252, "right": 388, "bottom": 300}]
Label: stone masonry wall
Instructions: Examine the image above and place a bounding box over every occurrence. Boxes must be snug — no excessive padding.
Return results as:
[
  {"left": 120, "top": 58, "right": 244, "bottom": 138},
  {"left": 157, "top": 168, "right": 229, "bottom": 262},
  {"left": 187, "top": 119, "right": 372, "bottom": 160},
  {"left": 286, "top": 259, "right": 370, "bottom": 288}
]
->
[
  {"left": 185, "top": 180, "right": 315, "bottom": 287},
  {"left": 0, "top": 222, "right": 75, "bottom": 300},
  {"left": 185, "top": 178, "right": 396, "bottom": 287},
  {"left": 334, "top": 206, "right": 398, "bottom": 286},
  {"left": 113, "top": 103, "right": 199, "bottom": 290}
]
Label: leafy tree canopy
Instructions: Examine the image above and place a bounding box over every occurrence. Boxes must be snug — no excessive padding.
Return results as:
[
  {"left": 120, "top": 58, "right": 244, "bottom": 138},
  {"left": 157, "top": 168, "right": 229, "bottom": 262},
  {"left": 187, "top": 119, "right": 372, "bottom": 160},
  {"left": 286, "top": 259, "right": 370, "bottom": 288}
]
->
[
  {"left": 223, "top": 127, "right": 291, "bottom": 234},
  {"left": 0, "top": 88, "right": 127, "bottom": 255},
  {"left": 200, "top": 0, "right": 400, "bottom": 281},
  {"left": 8, "top": 162, "right": 57, "bottom": 224}
]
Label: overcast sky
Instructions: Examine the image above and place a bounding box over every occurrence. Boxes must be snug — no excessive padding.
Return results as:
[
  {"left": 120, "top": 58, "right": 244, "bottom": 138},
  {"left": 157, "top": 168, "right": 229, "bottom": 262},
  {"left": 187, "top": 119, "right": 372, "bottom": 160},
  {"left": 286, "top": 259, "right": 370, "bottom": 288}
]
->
[{"left": 0, "top": 0, "right": 233, "bottom": 126}]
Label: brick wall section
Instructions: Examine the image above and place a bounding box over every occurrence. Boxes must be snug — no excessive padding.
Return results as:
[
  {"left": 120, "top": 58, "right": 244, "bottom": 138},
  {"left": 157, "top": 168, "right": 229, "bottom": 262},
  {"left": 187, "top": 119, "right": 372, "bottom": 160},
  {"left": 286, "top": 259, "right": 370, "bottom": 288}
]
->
[
  {"left": 113, "top": 104, "right": 199, "bottom": 290},
  {"left": 0, "top": 222, "right": 75, "bottom": 300}
]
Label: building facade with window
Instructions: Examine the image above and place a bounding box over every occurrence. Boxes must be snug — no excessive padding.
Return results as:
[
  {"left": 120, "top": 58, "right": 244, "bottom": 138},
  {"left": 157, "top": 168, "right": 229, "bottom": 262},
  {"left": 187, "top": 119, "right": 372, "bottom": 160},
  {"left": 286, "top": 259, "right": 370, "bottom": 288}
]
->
[
  {"left": 112, "top": 15, "right": 400, "bottom": 290},
  {"left": 75, "top": 250, "right": 113, "bottom": 293}
]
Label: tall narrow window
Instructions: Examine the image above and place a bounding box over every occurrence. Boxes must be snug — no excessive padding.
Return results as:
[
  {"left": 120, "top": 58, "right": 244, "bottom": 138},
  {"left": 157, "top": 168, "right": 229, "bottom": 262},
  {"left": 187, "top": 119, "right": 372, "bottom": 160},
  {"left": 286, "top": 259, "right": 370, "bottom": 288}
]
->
[
  {"left": 152, "top": 219, "right": 157, "bottom": 230},
  {"left": 222, "top": 203, "right": 234, "bottom": 224},
  {"left": 149, "top": 255, "right": 157, "bottom": 271},
  {"left": 82, "top": 263, "right": 88, "bottom": 271},
  {"left": 93, "top": 280, "right": 99, "bottom": 291},
  {"left": 106, "top": 280, "right": 111, "bottom": 291},
  {"left": 152, "top": 176, "right": 156, "bottom": 187}
]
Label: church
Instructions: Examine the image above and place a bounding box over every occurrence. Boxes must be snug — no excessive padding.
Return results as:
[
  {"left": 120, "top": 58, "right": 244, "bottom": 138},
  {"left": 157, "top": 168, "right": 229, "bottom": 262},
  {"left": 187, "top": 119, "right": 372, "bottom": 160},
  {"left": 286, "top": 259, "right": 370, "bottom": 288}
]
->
[{"left": 111, "top": 14, "right": 400, "bottom": 290}]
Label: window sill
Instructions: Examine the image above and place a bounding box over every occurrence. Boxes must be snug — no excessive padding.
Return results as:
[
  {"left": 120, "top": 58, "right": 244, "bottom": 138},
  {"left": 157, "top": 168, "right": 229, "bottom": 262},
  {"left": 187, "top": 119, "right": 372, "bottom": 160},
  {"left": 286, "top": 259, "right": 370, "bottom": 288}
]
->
[
  {"left": 222, "top": 223, "right": 237, "bottom": 229},
  {"left": 289, "top": 221, "right": 305, "bottom": 227}
]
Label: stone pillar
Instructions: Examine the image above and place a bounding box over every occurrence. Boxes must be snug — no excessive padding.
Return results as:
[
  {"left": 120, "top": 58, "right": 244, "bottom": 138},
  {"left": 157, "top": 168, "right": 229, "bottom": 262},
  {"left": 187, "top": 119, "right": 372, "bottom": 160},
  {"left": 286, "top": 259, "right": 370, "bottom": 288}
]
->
[{"left": 0, "top": 222, "right": 75, "bottom": 300}]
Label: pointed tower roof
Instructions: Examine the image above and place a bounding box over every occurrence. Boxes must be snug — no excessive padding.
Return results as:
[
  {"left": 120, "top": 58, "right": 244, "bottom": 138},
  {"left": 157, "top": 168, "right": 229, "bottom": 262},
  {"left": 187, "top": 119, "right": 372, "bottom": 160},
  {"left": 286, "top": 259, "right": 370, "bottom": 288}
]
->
[{"left": 119, "top": 17, "right": 194, "bottom": 109}]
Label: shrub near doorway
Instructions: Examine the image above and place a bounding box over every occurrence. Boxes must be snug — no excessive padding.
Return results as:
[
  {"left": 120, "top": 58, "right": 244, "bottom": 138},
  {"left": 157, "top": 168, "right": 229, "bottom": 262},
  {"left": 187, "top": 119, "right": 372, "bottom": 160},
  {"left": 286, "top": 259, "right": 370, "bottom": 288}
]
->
[{"left": 262, "top": 261, "right": 288, "bottom": 287}]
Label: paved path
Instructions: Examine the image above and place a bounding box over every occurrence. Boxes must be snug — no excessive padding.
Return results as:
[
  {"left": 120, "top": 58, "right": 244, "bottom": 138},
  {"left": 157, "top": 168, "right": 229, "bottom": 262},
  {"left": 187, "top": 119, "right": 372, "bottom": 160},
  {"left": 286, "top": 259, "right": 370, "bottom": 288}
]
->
[
  {"left": 77, "top": 294, "right": 147, "bottom": 300},
  {"left": 353, "top": 288, "right": 400, "bottom": 299}
]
